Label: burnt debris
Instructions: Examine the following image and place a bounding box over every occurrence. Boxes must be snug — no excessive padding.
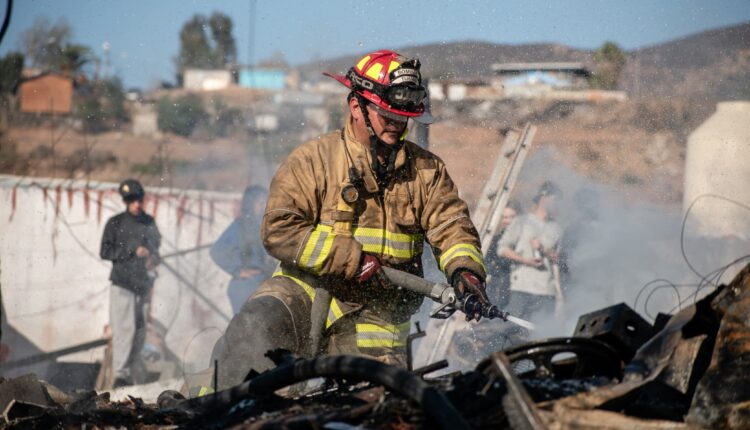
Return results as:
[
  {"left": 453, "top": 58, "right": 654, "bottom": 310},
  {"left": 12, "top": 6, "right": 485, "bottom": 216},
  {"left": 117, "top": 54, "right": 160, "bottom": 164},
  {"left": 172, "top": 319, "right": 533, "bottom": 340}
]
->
[{"left": 3, "top": 264, "right": 749, "bottom": 429}]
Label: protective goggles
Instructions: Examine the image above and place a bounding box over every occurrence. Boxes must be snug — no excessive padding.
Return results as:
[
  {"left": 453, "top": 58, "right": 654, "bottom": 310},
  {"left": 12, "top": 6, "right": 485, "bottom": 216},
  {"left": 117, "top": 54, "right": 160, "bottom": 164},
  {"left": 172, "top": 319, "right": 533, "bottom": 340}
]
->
[
  {"left": 347, "top": 68, "right": 426, "bottom": 113},
  {"left": 368, "top": 102, "right": 409, "bottom": 123}
]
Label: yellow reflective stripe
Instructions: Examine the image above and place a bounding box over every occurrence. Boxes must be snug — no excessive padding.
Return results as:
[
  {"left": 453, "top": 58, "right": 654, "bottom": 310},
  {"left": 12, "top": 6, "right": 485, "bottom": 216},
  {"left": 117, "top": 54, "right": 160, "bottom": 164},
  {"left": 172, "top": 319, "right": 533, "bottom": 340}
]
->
[
  {"left": 439, "top": 243, "right": 486, "bottom": 272},
  {"left": 197, "top": 386, "right": 214, "bottom": 397},
  {"left": 300, "top": 226, "right": 325, "bottom": 267},
  {"left": 357, "top": 338, "right": 406, "bottom": 348},
  {"left": 355, "top": 322, "right": 410, "bottom": 348},
  {"left": 365, "top": 62, "right": 383, "bottom": 80},
  {"left": 274, "top": 268, "right": 315, "bottom": 298},
  {"left": 353, "top": 226, "right": 423, "bottom": 259},
  {"left": 356, "top": 55, "right": 371, "bottom": 72},
  {"left": 356, "top": 322, "right": 410, "bottom": 334},
  {"left": 360, "top": 243, "right": 419, "bottom": 259},
  {"left": 330, "top": 299, "right": 344, "bottom": 321},
  {"left": 272, "top": 268, "right": 340, "bottom": 328},
  {"left": 317, "top": 234, "right": 335, "bottom": 270},
  {"left": 302, "top": 224, "right": 423, "bottom": 268},
  {"left": 388, "top": 60, "right": 400, "bottom": 74},
  {"left": 300, "top": 225, "right": 335, "bottom": 273},
  {"left": 354, "top": 227, "right": 420, "bottom": 243}
]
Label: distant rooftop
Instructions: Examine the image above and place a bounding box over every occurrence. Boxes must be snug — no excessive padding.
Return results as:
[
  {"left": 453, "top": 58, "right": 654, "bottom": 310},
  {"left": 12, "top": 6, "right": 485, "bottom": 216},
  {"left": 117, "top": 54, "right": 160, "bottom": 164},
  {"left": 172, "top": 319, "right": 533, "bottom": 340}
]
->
[{"left": 492, "top": 62, "right": 591, "bottom": 75}]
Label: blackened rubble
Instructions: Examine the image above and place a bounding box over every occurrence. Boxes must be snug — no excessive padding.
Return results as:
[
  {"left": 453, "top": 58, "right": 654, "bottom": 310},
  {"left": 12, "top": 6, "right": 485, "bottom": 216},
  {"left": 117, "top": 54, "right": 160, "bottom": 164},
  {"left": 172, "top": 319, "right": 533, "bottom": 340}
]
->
[{"left": 3, "top": 264, "right": 749, "bottom": 430}]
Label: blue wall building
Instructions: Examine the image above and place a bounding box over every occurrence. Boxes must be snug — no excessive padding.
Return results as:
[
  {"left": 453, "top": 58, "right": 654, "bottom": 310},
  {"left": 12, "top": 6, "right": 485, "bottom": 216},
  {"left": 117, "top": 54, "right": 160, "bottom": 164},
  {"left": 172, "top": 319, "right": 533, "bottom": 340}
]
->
[{"left": 239, "top": 68, "right": 287, "bottom": 90}]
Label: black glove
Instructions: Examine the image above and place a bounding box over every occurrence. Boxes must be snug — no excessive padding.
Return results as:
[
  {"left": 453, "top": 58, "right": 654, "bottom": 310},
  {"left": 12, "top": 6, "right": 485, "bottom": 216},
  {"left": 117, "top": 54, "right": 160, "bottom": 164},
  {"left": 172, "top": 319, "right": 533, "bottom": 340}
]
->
[{"left": 452, "top": 270, "right": 489, "bottom": 321}]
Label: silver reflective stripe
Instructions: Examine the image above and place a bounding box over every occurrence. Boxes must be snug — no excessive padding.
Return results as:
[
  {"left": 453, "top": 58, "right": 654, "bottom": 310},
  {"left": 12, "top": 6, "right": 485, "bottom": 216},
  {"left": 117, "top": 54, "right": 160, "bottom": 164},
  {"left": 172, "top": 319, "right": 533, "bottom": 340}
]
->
[{"left": 305, "top": 229, "right": 329, "bottom": 269}]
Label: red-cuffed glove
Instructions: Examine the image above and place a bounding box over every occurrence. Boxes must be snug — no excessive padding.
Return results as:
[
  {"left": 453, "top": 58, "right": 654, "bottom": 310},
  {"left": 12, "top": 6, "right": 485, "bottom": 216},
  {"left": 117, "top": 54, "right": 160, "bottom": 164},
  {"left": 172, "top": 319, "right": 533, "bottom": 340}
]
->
[
  {"left": 357, "top": 253, "right": 383, "bottom": 283},
  {"left": 452, "top": 270, "right": 490, "bottom": 321}
]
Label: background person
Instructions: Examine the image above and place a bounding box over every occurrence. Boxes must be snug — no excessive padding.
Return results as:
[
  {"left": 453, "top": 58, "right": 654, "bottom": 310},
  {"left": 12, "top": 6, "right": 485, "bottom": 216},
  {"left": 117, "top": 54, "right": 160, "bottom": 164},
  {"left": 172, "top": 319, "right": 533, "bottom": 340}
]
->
[
  {"left": 485, "top": 202, "right": 521, "bottom": 308},
  {"left": 498, "top": 181, "right": 563, "bottom": 322},
  {"left": 210, "top": 186, "right": 274, "bottom": 314},
  {"left": 100, "top": 179, "right": 161, "bottom": 388}
]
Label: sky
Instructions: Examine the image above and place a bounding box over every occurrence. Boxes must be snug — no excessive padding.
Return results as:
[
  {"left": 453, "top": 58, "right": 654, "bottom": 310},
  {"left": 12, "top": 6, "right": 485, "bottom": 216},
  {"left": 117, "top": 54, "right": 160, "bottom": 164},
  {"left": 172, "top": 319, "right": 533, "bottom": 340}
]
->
[{"left": 2, "top": 0, "right": 749, "bottom": 89}]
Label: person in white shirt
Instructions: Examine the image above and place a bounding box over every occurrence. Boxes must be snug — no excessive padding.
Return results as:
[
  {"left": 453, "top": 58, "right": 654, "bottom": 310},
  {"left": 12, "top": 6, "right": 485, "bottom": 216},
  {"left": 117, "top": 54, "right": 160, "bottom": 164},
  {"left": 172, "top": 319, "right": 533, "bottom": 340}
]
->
[{"left": 498, "top": 181, "right": 563, "bottom": 320}]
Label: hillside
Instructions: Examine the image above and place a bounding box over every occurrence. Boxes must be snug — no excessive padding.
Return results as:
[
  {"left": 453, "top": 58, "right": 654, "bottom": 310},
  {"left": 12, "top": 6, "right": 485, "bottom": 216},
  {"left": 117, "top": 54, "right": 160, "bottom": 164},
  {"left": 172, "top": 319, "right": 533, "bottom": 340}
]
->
[
  {"left": 303, "top": 41, "right": 592, "bottom": 81},
  {"left": 303, "top": 22, "right": 750, "bottom": 101},
  {"left": 620, "top": 22, "right": 750, "bottom": 100}
]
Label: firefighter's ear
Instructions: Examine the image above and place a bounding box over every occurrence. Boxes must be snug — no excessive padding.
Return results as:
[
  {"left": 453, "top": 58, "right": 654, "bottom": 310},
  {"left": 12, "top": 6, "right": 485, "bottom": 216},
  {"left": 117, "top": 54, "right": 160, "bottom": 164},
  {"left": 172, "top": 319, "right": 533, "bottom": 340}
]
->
[{"left": 349, "top": 96, "right": 364, "bottom": 121}]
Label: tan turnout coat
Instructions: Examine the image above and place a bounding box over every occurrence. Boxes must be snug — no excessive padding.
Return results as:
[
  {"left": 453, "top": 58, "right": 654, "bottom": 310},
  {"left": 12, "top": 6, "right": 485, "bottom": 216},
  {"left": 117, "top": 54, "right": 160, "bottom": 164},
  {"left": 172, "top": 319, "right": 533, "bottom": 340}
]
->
[{"left": 258, "top": 115, "right": 485, "bottom": 356}]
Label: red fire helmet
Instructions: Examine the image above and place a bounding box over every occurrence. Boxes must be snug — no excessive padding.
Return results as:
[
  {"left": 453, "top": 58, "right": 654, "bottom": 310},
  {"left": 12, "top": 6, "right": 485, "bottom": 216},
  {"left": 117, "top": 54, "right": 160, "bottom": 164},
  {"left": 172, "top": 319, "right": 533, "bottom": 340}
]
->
[{"left": 324, "top": 50, "right": 432, "bottom": 123}]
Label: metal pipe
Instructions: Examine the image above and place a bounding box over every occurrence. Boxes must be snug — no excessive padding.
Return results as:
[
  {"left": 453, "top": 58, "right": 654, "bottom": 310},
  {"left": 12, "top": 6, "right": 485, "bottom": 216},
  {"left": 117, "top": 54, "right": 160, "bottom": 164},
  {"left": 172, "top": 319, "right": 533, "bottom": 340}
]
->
[
  {"left": 0, "top": 338, "right": 109, "bottom": 371},
  {"left": 382, "top": 267, "right": 536, "bottom": 329},
  {"left": 160, "top": 260, "right": 231, "bottom": 322},
  {"left": 160, "top": 243, "right": 213, "bottom": 260}
]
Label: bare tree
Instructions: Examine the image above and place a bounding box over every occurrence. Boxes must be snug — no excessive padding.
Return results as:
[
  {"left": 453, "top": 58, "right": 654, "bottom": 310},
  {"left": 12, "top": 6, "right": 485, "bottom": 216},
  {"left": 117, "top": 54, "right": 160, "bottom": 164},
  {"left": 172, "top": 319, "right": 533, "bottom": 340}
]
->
[{"left": 20, "top": 17, "right": 72, "bottom": 69}]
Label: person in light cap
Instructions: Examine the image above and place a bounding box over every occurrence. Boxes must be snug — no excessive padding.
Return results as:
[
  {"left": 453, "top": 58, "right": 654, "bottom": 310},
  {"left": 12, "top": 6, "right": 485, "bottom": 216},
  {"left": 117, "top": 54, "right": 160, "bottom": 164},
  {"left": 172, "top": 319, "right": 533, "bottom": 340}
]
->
[
  {"left": 100, "top": 179, "right": 161, "bottom": 388},
  {"left": 498, "top": 180, "right": 564, "bottom": 323},
  {"left": 207, "top": 50, "right": 489, "bottom": 391}
]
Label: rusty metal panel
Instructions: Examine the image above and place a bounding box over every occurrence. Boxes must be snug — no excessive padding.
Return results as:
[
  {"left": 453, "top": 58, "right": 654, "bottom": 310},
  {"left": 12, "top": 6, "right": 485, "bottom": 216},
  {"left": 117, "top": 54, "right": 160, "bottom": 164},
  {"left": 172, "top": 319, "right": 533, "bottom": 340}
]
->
[
  {"left": 687, "top": 264, "right": 750, "bottom": 429},
  {"left": 19, "top": 75, "right": 73, "bottom": 114}
]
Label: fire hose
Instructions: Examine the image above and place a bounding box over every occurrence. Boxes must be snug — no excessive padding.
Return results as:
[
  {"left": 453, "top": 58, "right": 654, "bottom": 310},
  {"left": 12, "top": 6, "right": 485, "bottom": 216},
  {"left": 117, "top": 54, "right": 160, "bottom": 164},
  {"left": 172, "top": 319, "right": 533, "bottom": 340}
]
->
[
  {"left": 182, "top": 355, "right": 471, "bottom": 430},
  {"left": 389, "top": 267, "right": 536, "bottom": 370},
  {"left": 307, "top": 267, "right": 535, "bottom": 366}
]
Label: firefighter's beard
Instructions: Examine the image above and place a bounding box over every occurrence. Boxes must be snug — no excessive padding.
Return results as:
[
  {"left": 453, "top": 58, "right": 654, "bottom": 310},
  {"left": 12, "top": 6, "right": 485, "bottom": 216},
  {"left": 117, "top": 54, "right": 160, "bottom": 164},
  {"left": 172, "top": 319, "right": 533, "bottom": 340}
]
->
[{"left": 375, "top": 122, "right": 407, "bottom": 146}]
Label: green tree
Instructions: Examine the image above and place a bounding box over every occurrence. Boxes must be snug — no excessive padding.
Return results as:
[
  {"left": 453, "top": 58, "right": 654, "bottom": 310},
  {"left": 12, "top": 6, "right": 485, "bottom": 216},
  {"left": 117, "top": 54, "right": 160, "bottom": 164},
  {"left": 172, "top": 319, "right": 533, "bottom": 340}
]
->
[
  {"left": 206, "top": 97, "right": 242, "bottom": 137},
  {"left": 0, "top": 52, "right": 24, "bottom": 95},
  {"left": 0, "top": 52, "right": 24, "bottom": 128},
  {"left": 59, "top": 43, "right": 95, "bottom": 76},
  {"left": 590, "top": 41, "right": 626, "bottom": 90},
  {"left": 176, "top": 11, "right": 237, "bottom": 74},
  {"left": 177, "top": 15, "right": 214, "bottom": 71},
  {"left": 208, "top": 12, "right": 237, "bottom": 67},
  {"left": 74, "top": 77, "right": 129, "bottom": 133},
  {"left": 157, "top": 94, "right": 207, "bottom": 136}
]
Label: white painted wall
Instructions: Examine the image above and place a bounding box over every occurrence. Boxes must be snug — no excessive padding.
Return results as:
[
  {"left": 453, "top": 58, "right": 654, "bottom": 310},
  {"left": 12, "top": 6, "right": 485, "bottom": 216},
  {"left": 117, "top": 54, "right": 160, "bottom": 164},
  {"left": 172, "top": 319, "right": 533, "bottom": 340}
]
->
[
  {"left": 183, "top": 69, "right": 233, "bottom": 91},
  {"left": 0, "top": 175, "right": 240, "bottom": 377},
  {"left": 683, "top": 102, "right": 750, "bottom": 239}
]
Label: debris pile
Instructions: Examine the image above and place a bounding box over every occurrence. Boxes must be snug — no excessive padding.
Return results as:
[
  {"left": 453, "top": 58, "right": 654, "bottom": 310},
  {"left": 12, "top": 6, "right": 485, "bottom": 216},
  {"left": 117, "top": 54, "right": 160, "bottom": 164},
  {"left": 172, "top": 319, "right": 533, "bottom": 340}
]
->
[{"left": 2, "top": 264, "right": 749, "bottom": 429}]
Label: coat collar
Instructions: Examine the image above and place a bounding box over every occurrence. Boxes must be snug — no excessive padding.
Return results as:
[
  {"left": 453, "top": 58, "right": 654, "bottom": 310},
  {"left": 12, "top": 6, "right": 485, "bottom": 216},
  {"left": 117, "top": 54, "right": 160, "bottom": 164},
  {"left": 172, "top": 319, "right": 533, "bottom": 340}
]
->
[{"left": 343, "top": 114, "right": 409, "bottom": 193}]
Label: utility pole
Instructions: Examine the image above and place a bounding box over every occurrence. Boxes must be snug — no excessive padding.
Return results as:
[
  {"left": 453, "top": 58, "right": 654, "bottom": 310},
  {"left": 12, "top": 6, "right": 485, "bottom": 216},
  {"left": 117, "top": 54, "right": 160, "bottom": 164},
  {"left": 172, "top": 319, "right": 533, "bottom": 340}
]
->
[
  {"left": 247, "top": 0, "right": 257, "bottom": 87},
  {"left": 102, "top": 41, "right": 111, "bottom": 80},
  {"left": 414, "top": 78, "right": 430, "bottom": 150},
  {"left": 50, "top": 97, "right": 56, "bottom": 177},
  {"left": 634, "top": 48, "right": 641, "bottom": 97}
]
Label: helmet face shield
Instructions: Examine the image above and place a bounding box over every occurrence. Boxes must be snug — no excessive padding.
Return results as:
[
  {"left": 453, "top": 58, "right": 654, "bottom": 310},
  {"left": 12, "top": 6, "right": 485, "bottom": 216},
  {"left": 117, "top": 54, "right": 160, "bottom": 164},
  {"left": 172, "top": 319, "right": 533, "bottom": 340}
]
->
[
  {"left": 384, "top": 85, "right": 427, "bottom": 113},
  {"left": 368, "top": 102, "right": 409, "bottom": 123}
]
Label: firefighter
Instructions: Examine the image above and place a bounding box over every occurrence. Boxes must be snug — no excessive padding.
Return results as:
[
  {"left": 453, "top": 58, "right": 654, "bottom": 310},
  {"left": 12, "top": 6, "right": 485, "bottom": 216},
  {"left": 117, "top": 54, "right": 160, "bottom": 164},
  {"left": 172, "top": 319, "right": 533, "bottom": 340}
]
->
[
  {"left": 100, "top": 179, "right": 161, "bottom": 388},
  {"left": 211, "top": 50, "right": 488, "bottom": 390}
]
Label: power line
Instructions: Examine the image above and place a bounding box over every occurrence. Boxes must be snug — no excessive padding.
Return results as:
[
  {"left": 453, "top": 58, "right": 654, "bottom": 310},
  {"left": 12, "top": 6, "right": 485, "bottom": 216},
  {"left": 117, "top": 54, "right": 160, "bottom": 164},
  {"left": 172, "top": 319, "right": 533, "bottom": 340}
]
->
[{"left": 0, "top": 0, "right": 12, "bottom": 47}]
